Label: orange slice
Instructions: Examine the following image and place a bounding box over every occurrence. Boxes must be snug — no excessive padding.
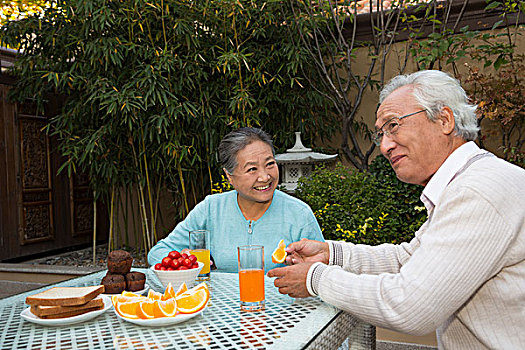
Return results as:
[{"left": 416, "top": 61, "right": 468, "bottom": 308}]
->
[
  {"left": 177, "top": 282, "right": 210, "bottom": 299},
  {"left": 122, "top": 291, "right": 143, "bottom": 298},
  {"left": 148, "top": 290, "right": 164, "bottom": 300},
  {"left": 152, "top": 298, "right": 177, "bottom": 318},
  {"left": 272, "top": 239, "right": 287, "bottom": 263},
  {"left": 174, "top": 282, "right": 188, "bottom": 298},
  {"left": 176, "top": 288, "right": 209, "bottom": 314},
  {"left": 193, "top": 282, "right": 210, "bottom": 297},
  {"left": 116, "top": 300, "right": 141, "bottom": 319},
  {"left": 112, "top": 294, "right": 145, "bottom": 307},
  {"left": 136, "top": 299, "right": 156, "bottom": 319},
  {"left": 162, "top": 282, "right": 176, "bottom": 301}
]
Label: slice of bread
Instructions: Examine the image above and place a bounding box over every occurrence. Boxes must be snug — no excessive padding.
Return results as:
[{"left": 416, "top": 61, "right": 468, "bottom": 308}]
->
[
  {"left": 38, "top": 305, "right": 104, "bottom": 319},
  {"left": 30, "top": 296, "right": 104, "bottom": 317},
  {"left": 25, "top": 285, "right": 105, "bottom": 306}
]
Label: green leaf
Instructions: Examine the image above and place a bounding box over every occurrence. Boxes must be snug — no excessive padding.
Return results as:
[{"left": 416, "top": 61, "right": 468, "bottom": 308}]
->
[
  {"left": 493, "top": 55, "right": 507, "bottom": 70},
  {"left": 485, "top": 1, "right": 502, "bottom": 10}
]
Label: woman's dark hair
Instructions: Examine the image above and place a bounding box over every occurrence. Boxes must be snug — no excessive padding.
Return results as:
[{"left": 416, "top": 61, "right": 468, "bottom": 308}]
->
[{"left": 218, "top": 127, "right": 275, "bottom": 174}]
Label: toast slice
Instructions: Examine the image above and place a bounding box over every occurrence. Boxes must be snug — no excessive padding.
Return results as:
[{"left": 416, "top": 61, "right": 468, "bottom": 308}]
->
[
  {"left": 38, "top": 305, "right": 104, "bottom": 319},
  {"left": 30, "top": 296, "right": 104, "bottom": 317},
  {"left": 25, "top": 285, "right": 105, "bottom": 306}
]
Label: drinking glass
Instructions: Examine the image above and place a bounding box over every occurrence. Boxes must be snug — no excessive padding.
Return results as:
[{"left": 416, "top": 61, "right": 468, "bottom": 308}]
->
[
  {"left": 237, "top": 245, "right": 265, "bottom": 312},
  {"left": 189, "top": 230, "right": 211, "bottom": 281}
]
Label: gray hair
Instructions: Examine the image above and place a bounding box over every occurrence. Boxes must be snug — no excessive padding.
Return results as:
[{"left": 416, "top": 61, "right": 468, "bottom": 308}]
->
[
  {"left": 379, "top": 70, "right": 479, "bottom": 141},
  {"left": 218, "top": 127, "right": 275, "bottom": 174}
]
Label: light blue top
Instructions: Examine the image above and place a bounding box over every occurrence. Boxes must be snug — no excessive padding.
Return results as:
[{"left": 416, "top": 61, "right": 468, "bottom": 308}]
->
[{"left": 147, "top": 189, "right": 324, "bottom": 272}]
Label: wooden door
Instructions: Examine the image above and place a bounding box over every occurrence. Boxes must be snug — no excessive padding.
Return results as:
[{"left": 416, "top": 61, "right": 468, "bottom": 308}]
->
[{"left": 0, "top": 83, "right": 107, "bottom": 261}]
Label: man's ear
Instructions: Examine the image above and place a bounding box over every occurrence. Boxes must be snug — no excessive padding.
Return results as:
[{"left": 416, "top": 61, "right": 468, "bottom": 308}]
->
[{"left": 438, "top": 106, "right": 456, "bottom": 135}]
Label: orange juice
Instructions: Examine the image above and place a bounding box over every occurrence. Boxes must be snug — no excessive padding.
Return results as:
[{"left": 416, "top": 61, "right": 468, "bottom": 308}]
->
[
  {"left": 191, "top": 249, "right": 211, "bottom": 275},
  {"left": 239, "top": 269, "right": 265, "bottom": 302}
]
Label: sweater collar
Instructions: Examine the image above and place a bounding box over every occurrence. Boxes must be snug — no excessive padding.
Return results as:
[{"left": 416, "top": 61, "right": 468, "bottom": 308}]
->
[
  {"left": 233, "top": 189, "right": 280, "bottom": 223},
  {"left": 420, "top": 141, "right": 480, "bottom": 212}
]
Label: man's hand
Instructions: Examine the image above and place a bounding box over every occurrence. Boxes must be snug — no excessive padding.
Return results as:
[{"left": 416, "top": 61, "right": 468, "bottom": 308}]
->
[
  {"left": 285, "top": 239, "right": 329, "bottom": 265},
  {"left": 267, "top": 262, "right": 314, "bottom": 298}
]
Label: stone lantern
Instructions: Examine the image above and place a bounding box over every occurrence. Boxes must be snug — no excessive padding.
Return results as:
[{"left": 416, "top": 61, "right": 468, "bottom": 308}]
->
[{"left": 275, "top": 132, "right": 338, "bottom": 193}]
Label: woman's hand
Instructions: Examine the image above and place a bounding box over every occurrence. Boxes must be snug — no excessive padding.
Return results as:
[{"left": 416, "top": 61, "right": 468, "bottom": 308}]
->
[{"left": 285, "top": 239, "right": 329, "bottom": 265}]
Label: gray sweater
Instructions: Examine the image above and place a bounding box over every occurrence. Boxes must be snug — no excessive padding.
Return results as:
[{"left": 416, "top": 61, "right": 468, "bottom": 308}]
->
[{"left": 308, "top": 142, "right": 525, "bottom": 349}]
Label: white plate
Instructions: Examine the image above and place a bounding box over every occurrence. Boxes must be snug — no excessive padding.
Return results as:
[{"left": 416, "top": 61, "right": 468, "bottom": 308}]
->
[
  {"left": 113, "top": 301, "right": 208, "bottom": 327},
  {"left": 101, "top": 283, "right": 150, "bottom": 297},
  {"left": 20, "top": 295, "right": 112, "bottom": 326}
]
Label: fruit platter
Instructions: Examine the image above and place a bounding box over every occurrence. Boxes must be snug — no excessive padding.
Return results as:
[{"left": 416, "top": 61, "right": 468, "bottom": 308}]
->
[{"left": 112, "top": 281, "right": 209, "bottom": 326}]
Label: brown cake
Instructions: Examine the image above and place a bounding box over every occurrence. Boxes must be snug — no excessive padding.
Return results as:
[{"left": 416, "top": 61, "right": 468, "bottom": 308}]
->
[
  {"left": 101, "top": 273, "right": 126, "bottom": 294},
  {"left": 125, "top": 271, "right": 146, "bottom": 292},
  {"left": 107, "top": 250, "right": 133, "bottom": 274}
]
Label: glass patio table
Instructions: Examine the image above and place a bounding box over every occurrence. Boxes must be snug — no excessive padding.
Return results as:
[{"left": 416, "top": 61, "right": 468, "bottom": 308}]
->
[{"left": 0, "top": 268, "right": 375, "bottom": 349}]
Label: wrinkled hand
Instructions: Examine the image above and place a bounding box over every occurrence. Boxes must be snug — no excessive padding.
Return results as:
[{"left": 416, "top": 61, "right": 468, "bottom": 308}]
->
[
  {"left": 285, "top": 239, "right": 329, "bottom": 266},
  {"left": 267, "top": 262, "right": 314, "bottom": 298}
]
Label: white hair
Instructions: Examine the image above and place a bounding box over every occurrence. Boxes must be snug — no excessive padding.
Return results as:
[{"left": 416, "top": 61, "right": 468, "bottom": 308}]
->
[{"left": 379, "top": 70, "right": 479, "bottom": 141}]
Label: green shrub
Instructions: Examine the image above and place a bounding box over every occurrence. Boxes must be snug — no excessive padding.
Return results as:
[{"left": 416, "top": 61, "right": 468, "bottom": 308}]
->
[{"left": 295, "top": 156, "right": 427, "bottom": 245}]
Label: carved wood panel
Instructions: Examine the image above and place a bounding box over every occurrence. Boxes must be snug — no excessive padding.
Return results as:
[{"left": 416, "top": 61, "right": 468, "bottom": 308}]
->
[
  {"left": 70, "top": 173, "right": 94, "bottom": 236},
  {"left": 18, "top": 112, "right": 54, "bottom": 245}
]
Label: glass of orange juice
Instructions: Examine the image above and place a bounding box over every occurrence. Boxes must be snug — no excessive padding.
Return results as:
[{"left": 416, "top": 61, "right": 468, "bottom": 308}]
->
[
  {"left": 189, "top": 230, "right": 211, "bottom": 281},
  {"left": 237, "top": 245, "right": 265, "bottom": 312}
]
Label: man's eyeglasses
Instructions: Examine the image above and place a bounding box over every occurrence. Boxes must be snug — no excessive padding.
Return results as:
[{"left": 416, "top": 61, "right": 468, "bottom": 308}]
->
[{"left": 372, "top": 109, "right": 427, "bottom": 146}]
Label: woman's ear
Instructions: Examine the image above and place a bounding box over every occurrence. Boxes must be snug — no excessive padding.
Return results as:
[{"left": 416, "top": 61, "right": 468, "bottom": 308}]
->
[
  {"left": 224, "top": 168, "right": 234, "bottom": 185},
  {"left": 439, "top": 106, "right": 456, "bottom": 135}
]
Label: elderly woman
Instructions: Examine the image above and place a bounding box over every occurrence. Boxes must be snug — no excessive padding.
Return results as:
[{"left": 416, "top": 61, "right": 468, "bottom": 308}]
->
[{"left": 148, "top": 127, "right": 324, "bottom": 272}]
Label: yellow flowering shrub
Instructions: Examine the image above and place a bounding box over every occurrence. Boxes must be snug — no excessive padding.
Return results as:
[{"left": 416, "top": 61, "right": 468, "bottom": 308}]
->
[{"left": 296, "top": 157, "right": 427, "bottom": 245}]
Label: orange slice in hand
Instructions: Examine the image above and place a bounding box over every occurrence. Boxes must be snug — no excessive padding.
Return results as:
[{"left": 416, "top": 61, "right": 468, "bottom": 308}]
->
[
  {"left": 116, "top": 300, "right": 142, "bottom": 319},
  {"left": 176, "top": 288, "right": 209, "bottom": 314},
  {"left": 272, "top": 239, "right": 287, "bottom": 263},
  {"left": 137, "top": 299, "right": 156, "bottom": 319},
  {"left": 152, "top": 298, "right": 177, "bottom": 318}
]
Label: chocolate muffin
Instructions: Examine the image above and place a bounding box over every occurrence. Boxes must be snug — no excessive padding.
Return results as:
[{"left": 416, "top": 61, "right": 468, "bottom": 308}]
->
[
  {"left": 125, "top": 271, "right": 146, "bottom": 292},
  {"left": 107, "top": 250, "right": 133, "bottom": 274},
  {"left": 101, "top": 273, "right": 126, "bottom": 294}
]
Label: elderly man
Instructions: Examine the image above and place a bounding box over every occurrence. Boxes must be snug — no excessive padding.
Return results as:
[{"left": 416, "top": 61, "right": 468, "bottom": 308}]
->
[{"left": 268, "top": 70, "right": 525, "bottom": 349}]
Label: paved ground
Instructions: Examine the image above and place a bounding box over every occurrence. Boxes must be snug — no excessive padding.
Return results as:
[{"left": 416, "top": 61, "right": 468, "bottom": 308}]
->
[
  {"left": 0, "top": 263, "right": 100, "bottom": 299},
  {"left": 0, "top": 280, "right": 46, "bottom": 299},
  {"left": 23, "top": 244, "right": 147, "bottom": 268}
]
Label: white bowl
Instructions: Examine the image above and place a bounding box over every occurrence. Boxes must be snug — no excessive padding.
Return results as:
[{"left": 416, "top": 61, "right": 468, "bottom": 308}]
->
[{"left": 150, "top": 261, "right": 204, "bottom": 290}]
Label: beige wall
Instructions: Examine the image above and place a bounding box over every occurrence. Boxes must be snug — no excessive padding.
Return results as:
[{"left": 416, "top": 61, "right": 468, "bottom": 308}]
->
[{"left": 319, "top": 26, "right": 525, "bottom": 163}]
